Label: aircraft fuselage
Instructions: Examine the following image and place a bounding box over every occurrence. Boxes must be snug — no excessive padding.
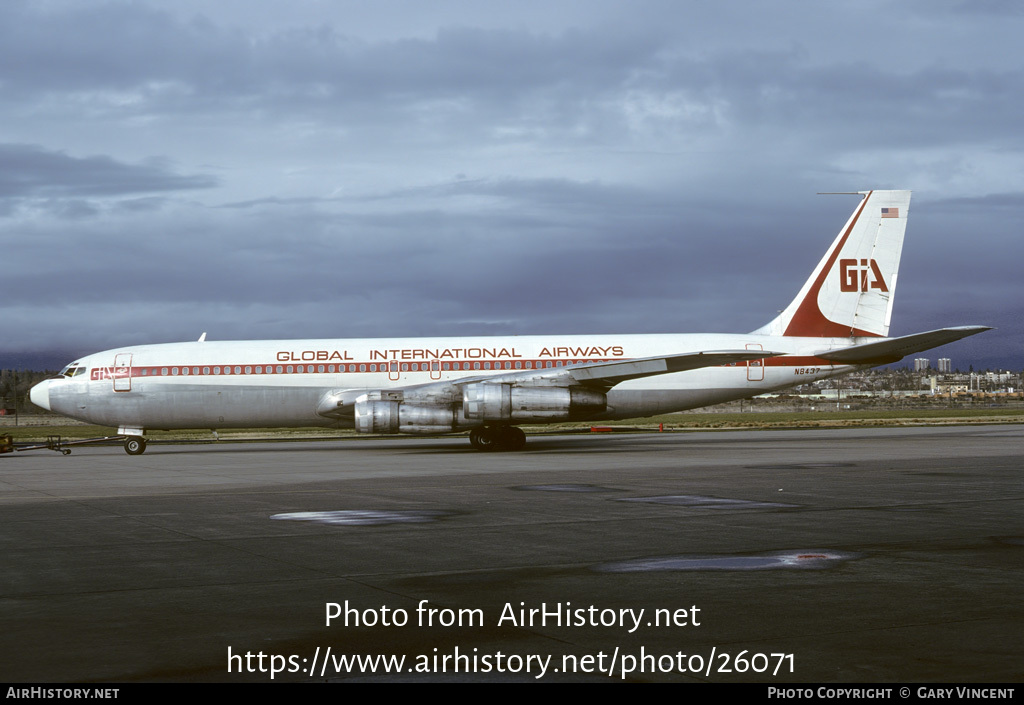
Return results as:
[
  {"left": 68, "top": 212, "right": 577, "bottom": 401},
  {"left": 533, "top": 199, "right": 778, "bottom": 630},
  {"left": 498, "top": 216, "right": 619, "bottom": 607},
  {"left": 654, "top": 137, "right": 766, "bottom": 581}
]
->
[{"left": 35, "top": 332, "right": 861, "bottom": 432}]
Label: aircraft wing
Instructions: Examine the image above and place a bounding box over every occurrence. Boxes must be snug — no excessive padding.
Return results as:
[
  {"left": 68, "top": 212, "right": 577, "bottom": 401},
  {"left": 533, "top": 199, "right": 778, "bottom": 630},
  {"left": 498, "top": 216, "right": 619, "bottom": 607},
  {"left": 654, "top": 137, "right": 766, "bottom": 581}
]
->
[
  {"left": 316, "top": 349, "right": 782, "bottom": 419},
  {"left": 558, "top": 350, "right": 784, "bottom": 389},
  {"left": 813, "top": 326, "right": 991, "bottom": 364},
  {"left": 438, "top": 349, "right": 784, "bottom": 391}
]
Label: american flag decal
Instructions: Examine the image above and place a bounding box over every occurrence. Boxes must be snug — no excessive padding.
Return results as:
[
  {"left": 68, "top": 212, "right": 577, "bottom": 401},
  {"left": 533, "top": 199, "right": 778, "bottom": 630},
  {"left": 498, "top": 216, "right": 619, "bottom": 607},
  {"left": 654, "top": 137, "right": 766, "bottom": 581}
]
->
[{"left": 881, "top": 207, "right": 899, "bottom": 218}]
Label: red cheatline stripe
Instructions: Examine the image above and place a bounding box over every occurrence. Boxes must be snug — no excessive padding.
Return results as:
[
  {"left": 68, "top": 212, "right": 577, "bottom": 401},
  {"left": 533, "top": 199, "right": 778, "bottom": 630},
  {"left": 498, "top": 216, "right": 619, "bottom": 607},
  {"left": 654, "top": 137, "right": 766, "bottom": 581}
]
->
[
  {"left": 93, "top": 359, "right": 618, "bottom": 379},
  {"left": 90, "top": 355, "right": 840, "bottom": 380}
]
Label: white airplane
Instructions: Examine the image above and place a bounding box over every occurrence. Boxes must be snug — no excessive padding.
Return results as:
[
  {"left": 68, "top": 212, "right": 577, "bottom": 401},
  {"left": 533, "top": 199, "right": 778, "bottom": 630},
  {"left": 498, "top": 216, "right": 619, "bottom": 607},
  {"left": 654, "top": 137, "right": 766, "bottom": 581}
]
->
[{"left": 30, "top": 190, "right": 987, "bottom": 454}]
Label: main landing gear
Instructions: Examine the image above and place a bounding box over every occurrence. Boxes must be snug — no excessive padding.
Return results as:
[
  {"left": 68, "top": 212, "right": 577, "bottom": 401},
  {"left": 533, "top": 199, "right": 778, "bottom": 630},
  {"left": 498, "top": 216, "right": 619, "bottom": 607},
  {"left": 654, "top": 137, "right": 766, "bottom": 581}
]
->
[
  {"left": 124, "top": 437, "right": 147, "bottom": 455},
  {"left": 469, "top": 426, "right": 527, "bottom": 452}
]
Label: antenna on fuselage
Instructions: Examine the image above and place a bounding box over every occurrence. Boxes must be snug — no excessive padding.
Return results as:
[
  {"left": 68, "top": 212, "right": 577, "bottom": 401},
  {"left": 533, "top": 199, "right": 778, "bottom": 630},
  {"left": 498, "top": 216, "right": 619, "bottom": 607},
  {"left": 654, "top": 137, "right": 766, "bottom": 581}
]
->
[{"left": 198, "top": 332, "right": 207, "bottom": 342}]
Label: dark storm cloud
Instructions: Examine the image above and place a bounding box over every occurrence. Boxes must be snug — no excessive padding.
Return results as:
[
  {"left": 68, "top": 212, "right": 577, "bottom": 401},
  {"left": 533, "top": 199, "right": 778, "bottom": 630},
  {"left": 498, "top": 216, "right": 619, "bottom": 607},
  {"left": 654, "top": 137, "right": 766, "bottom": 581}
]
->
[
  {"left": 356, "top": 177, "right": 677, "bottom": 227},
  {"left": 928, "top": 192, "right": 1024, "bottom": 210},
  {"left": 4, "top": 0, "right": 1021, "bottom": 156},
  {"left": 721, "top": 63, "right": 1024, "bottom": 149},
  {"left": 0, "top": 3, "right": 646, "bottom": 114},
  {"left": 0, "top": 1, "right": 1021, "bottom": 369},
  {"left": 0, "top": 174, "right": 744, "bottom": 318},
  {"left": 0, "top": 2, "right": 245, "bottom": 95},
  {"left": 0, "top": 143, "right": 218, "bottom": 199}
]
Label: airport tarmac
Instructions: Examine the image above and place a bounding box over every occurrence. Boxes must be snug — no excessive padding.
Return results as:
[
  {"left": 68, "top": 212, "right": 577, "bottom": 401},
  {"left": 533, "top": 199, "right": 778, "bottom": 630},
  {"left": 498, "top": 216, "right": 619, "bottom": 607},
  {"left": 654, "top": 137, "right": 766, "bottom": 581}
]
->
[{"left": 2, "top": 425, "right": 1022, "bottom": 683}]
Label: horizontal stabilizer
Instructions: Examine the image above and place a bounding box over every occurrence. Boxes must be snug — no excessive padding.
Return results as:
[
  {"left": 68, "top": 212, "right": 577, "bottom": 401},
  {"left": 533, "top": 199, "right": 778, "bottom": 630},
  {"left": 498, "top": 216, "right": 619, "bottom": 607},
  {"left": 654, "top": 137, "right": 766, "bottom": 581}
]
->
[
  {"left": 569, "top": 350, "right": 783, "bottom": 387},
  {"left": 814, "top": 326, "right": 991, "bottom": 364}
]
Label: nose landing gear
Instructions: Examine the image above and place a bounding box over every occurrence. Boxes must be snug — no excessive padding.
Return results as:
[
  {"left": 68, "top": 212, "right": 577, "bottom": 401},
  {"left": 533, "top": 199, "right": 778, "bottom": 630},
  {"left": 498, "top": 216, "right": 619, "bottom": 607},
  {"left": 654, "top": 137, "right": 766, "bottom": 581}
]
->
[{"left": 124, "top": 437, "right": 147, "bottom": 455}]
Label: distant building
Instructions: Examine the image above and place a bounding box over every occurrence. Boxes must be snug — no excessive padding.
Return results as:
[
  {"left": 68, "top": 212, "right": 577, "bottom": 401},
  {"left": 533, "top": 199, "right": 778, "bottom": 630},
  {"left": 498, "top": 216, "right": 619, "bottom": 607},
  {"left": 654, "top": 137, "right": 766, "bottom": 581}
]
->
[
  {"left": 938, "top": 358, "right": 952, "bottom": 373},
  {"left": 914, "top": 358, "right": 930, "bottom": 372}
]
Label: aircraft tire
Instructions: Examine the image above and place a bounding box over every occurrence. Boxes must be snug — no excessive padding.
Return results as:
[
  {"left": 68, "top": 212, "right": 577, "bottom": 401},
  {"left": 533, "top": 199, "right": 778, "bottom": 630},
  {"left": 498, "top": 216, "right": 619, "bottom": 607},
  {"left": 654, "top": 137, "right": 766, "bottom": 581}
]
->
[
  {"left": 498, "top": 426, "right": 527, "bottom": 451},
  {"left": 470, "top": 426, "right": 526, "bottom": 451},
  {"left": 469, "top": 427, "right": 499, "bottom": 451},
  {"left": 124, "top": 437, "right": 147, "bottom": 455}
]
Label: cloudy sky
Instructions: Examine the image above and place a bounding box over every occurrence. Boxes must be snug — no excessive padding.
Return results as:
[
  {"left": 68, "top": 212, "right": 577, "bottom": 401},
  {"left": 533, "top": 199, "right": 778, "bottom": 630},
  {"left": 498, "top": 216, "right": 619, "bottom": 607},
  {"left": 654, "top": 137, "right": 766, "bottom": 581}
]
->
[{"left": 1, "top": 0, "right": 1021, "bottom": 370}]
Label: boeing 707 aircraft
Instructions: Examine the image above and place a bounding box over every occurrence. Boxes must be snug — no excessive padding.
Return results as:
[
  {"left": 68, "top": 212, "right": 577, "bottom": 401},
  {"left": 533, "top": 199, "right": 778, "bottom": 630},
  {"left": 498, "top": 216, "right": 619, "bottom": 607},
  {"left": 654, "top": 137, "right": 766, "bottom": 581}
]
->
[{"left": 30, "top": 190, "right": 988, "bottom": 453}]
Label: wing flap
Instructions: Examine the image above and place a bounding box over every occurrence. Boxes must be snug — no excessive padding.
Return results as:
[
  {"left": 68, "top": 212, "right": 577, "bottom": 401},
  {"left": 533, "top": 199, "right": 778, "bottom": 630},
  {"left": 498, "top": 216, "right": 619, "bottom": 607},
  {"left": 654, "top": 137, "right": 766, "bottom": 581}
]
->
[{"left": 567, "top": 350, "right": 784, "bottom": 387}]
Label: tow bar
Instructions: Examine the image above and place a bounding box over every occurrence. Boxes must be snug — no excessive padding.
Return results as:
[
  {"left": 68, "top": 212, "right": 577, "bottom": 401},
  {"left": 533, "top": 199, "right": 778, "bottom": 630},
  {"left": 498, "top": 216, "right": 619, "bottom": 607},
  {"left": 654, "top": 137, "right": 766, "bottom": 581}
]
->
[{"left": 1, "top": 434, "right": 128, "bottom": 456}]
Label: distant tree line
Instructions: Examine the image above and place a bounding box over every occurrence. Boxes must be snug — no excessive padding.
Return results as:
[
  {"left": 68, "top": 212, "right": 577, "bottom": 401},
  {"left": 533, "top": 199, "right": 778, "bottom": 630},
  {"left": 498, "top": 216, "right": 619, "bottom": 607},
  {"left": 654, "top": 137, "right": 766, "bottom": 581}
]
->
[{"left": 0, "top": 370, "right": 57, "bottom": 413}]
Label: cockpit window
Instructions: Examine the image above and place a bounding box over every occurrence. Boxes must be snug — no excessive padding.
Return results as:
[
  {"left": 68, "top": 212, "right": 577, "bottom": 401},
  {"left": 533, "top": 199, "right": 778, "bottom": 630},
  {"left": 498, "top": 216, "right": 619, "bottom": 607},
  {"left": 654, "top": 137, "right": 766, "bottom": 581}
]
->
[{"left": 59, "top": 363, "right": 88, "bottom": 378}]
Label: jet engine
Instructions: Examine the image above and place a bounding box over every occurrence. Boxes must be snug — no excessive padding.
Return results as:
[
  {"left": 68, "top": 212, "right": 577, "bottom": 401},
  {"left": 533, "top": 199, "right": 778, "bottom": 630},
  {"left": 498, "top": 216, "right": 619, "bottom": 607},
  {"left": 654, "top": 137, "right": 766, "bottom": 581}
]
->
[
  {"left": 462, "top": 383, "right": 606, "bottom": 422},
  {"left": 354, "top": 391, "right": 474, "bottom": 435}
]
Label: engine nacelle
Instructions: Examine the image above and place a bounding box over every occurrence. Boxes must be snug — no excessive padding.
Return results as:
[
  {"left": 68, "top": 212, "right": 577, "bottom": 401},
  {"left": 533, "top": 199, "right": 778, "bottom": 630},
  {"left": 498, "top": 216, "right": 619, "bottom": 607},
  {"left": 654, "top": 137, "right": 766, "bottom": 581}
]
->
[
  {"left": 354, "top": 392, "right": 473, "bottom": 435},
  {"left": 315, "top": 388, "right": 366, "bottom": 419},
  {"left": 462, "top": 383, "right": 606, "bottom": 422}
]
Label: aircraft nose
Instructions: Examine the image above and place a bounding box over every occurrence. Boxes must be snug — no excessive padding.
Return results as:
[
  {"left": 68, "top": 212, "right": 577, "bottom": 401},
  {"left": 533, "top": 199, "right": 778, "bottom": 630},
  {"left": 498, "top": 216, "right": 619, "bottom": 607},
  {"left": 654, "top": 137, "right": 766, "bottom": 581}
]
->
[{"left": 29, "top": 380, "right": 51, "bottom": 411}]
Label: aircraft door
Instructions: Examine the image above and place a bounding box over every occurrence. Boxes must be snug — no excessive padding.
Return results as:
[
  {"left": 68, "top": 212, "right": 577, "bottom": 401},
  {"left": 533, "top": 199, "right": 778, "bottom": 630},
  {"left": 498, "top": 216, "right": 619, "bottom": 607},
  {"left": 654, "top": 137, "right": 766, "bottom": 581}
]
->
[
  {"left": 745, "top": 343, "right": 764, "bottom": 382},
  {"left": 388, "top": 360, "right": 400, "bottom": 382},
  {"left": 113, "top": 353, "right": 133, "bottom": 392}
]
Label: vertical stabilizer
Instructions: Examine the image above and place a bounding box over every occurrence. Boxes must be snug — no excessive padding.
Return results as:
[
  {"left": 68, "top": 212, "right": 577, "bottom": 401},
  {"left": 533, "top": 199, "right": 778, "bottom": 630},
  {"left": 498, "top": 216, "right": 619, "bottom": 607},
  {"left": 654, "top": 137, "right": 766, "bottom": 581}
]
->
[{"left": 753, "top": 190, "right": 911, "bottom": 338}]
